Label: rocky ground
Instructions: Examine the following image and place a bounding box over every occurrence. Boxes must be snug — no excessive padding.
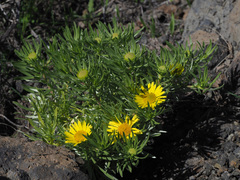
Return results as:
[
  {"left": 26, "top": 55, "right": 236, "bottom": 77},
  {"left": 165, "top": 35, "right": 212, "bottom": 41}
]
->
[{"left": 0, "top": 0, "right": 240, "bottom": 179}]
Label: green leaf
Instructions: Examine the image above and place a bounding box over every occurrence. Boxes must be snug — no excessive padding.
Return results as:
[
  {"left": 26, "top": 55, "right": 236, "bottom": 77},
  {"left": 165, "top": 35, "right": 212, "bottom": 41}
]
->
[
  {"left": 88, "top": 0, "right": 94, "bottom": 13},
  {"left": 13, "top": 101, "right": 32, "bottom": 111},
  {"left": 150, "top": 16, "right": 156, "bottom": 37},
  {"left": 170, "top": 13, "right": 175, "bottom": 35}
]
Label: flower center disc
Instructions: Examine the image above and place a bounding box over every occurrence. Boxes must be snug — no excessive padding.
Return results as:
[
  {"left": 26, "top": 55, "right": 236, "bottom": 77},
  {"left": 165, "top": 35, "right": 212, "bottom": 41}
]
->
[
  {"left": 118, "top": 123, "right": 132, "bottom": 136},
  {"left": 147, "top": 93, "right": 156, "bottom": 104},
  {"left": 74, "top": 130, "right": 87, "bottom": 143}
]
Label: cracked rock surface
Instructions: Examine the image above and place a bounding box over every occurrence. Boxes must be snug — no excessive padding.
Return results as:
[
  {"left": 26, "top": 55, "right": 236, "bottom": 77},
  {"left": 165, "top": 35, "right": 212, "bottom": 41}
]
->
[{"left": 0, "top": 136, "right": 88, "bottom": 180}]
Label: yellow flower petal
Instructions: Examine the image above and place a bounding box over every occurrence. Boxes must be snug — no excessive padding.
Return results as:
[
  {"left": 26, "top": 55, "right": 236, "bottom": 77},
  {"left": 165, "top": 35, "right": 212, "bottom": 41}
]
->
[
  {"left": 65, "top": 120, "right": 92, "bottom": 146},
  {"left": 135, "top": 82, "right": 166, "bottom": 110},
  {"left": 132, "top": 128, "right": 142, "bottom": 135},
  {"left": 131, "top": 115, "right": 139, "bottom": 125},
  {"left": 107, "top": 115, "right": 142, "bottom": 140}
]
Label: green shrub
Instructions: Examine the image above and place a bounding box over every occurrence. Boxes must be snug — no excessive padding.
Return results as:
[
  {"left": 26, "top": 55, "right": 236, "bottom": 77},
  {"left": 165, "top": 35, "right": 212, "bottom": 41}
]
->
[{"left": 14, "top": 19, "right": 219, "bottom": 179}]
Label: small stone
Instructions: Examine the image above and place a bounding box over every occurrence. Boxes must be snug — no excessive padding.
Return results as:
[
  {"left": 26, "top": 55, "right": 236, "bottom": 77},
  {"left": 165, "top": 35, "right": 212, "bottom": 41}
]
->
[
  {"left": 231, "top": 169, "right": 240, "bottom": 176},
  {"left": 214, "top": 163, "right": 227, "bottom": 176},
  {"left": 203, "top": 163, "right": 213, "bottom": 176},
  {"left": 185, "top": 157, "right": 203, "bottom": 167},
  {"left": 233, "top": 147, "right": 240, "bottom": 157},
  {"left": 233, "top": 121, "right": 239, "bottom": 126},
  {"left": 218, "top": 154, "right": 227, "bottom": 166},
  {"left": 229, "top": 154, "right": 240, "bottom": 168},
  {"left": 208, "top": 173, "right": 219, "bottom": 180},
  {"left": 214, "top": 163, "right": 222, "bottom": 169},
  {"left": 189, "top": 176, "right": 195, "bottom": 180},
  {"left": 227, "top": 133, "right": 235, "bottom": 141},
  {"left": 223, "top": 142, "right": 237, "bottom": 153},
  {"left": 221, "top": 171, "right": 230, "bottom": 179},
  {"left": 6, "top": 170, "right": 18, "bottom": 180},
  {"left": 229, "top": 159, "right": 239, "bottom": 168}
]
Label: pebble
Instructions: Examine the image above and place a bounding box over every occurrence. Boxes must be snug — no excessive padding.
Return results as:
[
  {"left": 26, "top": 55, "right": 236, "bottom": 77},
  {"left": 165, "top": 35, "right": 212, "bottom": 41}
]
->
[
  {"left": 218, "top": 154, "right": 227, "bottom": 166},
  {"left": 233, "top": 147, "right": 240, "bottom": 157},
  {"left": 221, "top": 171, "right": 230, "bottom": 179},
  {"left": 223, "top": 142, "right": 236, "bottom": 153},
  {"left": 231, "top": 169, "right": 240, "bottom": 176},
  {"left": 203, "top": 163, "right": 213, "bottom": 176}
]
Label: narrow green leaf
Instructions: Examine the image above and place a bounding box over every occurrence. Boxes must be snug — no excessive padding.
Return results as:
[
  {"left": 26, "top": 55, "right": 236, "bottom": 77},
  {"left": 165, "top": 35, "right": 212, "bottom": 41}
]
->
[{"left": 170, "top": 13, "right": 175, "bottom": 35}]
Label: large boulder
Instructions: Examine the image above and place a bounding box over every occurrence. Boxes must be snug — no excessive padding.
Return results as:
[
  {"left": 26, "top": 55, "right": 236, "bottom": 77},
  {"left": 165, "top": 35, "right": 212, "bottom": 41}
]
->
[
  {"left": 0, "top": 136, "right": 89, "bottom": 180},
  {"left": 182, "top": 0, "right": 240, "bottom": 52},
  {"left": 182, "top": 0, "right": 240, "bottom": 95}
]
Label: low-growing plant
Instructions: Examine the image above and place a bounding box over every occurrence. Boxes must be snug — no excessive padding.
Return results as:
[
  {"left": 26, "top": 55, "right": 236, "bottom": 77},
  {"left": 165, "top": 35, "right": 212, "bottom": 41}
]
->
[
  {"left": 189, "top": 66, "right": 223, "bottom": 94},
  {"left": 14, "top": 18, "right": 219, "bottom": 179}
]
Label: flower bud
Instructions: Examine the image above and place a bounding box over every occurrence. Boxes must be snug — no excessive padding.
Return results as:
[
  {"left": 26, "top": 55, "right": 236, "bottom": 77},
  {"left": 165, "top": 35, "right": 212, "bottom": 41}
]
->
[
  {"left": 112, "top": 33, "right": 119, "bottom": 39},
  {"left": 128, "top": 148, "right": 137, "bottom": 156},
  {"left": 77, "top": 69, "right": 88, "bottom": 80},
  {"left": 169, "top": 63, "right": 184, "bottom": 76},
  {"left": 124, "top": 52, "right": 135, "bottom": 61},
  {"left": 94, "top": 37, "right": 101, "bottom": 43},
  {"left": 28, "top": 52, "right": 37, "bottom": 60},
  {"left": 158, "top": 65, "right": 167, "bottom": 74}
]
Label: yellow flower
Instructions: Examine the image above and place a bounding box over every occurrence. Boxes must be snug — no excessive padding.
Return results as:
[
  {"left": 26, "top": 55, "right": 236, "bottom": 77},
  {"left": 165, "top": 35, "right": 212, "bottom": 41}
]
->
[
  {"left": 124, "top": 52, "right": 135, "bottom": 61},
  {"left": 135, "top": 82, "right": 166, "bottom": 110},
  {"left": 112, "top": 32, "right": 119, "bottom": 39},
  {"left": 28, "top": 52, "right": 37, "bottom": 60},
  {"left": 169, "top": 63, "right": 184, "bottom": 76},
  {"left": 65, "top": 120, "right": 92, "bottom": 146},
  {"left": 107, "top": 115, "right": 142, "bottom": 139},
  {"left": 94, "top": 37, "right": 101, "bottom": 43},
  {"left": 77, "top": 69, "right": 88, "bottom": 80}
]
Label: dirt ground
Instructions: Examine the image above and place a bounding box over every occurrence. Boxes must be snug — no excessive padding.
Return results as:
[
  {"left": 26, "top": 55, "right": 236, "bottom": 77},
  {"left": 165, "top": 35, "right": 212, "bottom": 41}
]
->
[{"left": 1, "top": 0, "right": 240, "bottom": 179}]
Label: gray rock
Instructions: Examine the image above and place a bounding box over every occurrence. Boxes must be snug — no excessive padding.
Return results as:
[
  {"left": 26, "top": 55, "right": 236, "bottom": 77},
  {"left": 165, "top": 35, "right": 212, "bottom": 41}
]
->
[
  {"left": 231, "top": 169, "right": 240, "bottom": 177},
  {"left": 183, "top": 0, "right": 240, "bottom": 54},
  {"left": 0, "top": 136, "right": 89, "bottom": 180},
  {"left": 183, "top": 0, "right": 240, "bottom": 96}
]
